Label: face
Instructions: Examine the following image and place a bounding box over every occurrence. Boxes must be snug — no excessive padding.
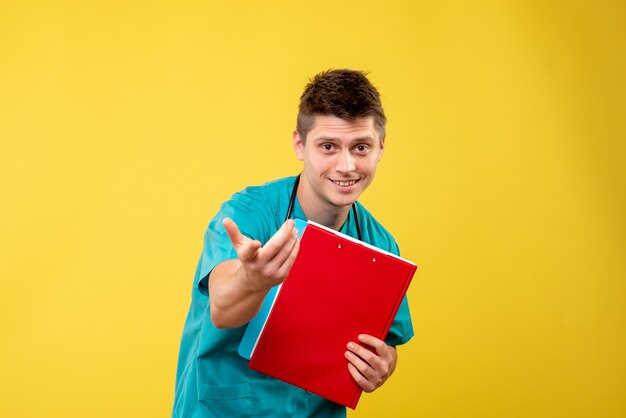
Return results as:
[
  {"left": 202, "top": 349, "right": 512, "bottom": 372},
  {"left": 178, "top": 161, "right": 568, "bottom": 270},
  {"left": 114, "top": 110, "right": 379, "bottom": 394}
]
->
[{"left": 293, "top": 114, "right": 385, "bottom": 214}]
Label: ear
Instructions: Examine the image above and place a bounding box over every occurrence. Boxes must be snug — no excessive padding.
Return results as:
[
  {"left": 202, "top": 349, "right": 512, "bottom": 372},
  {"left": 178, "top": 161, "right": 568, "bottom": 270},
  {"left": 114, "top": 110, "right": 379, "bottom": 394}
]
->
[
  {"left": 377, "top": 135, "right": 386, "bottom": 162},
  {"left": 293, "top": 130, "right": 304, "bottom": 161}
]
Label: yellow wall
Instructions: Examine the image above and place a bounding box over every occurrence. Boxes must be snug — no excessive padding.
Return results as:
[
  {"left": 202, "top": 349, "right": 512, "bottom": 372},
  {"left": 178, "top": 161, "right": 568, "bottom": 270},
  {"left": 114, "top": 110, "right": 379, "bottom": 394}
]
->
[{"left": 1, "top": 1, "right": 624, "bottom": 417}]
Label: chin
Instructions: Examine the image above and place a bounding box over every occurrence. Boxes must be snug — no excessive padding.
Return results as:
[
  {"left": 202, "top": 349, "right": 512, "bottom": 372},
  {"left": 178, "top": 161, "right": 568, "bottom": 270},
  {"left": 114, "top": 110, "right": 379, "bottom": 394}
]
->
[{"left": 329, "top": 193, "right": 360, "bottom": 208}]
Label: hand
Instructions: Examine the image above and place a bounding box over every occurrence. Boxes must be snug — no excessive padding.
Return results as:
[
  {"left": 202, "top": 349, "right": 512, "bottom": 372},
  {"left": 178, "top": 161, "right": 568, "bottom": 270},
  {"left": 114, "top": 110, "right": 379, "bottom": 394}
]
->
[
  {"left": 345, "top": 334, "right": 398, "bottom": 393},
  {"left": 223, "top": 217, "right": 300, "bottom": 292}
]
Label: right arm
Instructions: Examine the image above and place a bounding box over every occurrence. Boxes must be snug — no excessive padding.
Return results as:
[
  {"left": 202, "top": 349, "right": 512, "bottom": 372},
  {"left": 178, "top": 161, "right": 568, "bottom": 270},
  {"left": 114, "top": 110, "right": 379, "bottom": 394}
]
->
[{"left": 208, "top": 217, "right": 300, "bottom": 328}]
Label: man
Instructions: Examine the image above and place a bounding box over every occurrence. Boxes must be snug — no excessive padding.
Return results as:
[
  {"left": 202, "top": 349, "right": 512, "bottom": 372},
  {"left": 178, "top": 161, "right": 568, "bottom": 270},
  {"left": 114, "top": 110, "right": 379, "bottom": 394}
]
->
[{"left": 173, "top": 69, "right": 413, "bottom": 417}]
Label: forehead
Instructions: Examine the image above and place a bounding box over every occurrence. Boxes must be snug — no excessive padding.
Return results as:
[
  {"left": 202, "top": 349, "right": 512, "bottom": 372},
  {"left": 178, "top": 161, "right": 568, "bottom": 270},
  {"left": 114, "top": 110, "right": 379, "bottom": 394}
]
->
[{"left": 307, "top": 115, "right": 379, "bottom": 142}]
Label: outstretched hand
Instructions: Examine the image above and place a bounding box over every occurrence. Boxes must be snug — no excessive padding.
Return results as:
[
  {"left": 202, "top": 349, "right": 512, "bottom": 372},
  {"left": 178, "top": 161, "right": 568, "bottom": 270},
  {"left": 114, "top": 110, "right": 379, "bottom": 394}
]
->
[
  {"left": 223, "top": 217, "right": 300, "bottom": 292},
  {"left": 345, "top": 334, "right": 398, "bottom": 393}
]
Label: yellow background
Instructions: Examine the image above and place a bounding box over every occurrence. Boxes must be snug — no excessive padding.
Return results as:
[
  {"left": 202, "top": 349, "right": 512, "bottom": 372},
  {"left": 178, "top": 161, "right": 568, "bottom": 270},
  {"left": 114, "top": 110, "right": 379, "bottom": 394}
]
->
[{"left": 1, "top": 1, "right": 625, "bottom": 417}]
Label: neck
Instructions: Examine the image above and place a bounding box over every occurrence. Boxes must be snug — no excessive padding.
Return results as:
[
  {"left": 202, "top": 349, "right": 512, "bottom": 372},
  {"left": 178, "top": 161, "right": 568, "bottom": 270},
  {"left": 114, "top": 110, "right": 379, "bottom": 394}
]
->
[{"left": 296, "top": 180, "right": 351, "bottom": 231}]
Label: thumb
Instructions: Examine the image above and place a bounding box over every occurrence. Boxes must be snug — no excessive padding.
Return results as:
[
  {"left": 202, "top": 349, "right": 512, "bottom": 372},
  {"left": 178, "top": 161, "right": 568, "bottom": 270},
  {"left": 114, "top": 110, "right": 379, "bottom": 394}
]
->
[
  {"left": 223, "top": 217, "right": 246, "bottom": 248},
  {"left": 223, "top": 217, "right": 261, "bottom": 262}
]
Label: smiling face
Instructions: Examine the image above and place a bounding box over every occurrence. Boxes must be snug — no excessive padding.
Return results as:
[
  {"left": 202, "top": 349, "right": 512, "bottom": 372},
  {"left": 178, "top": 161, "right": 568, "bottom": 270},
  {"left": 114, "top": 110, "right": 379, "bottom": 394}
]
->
[{"left": 293, "top": 114, "right": 385, "bottom": 221}]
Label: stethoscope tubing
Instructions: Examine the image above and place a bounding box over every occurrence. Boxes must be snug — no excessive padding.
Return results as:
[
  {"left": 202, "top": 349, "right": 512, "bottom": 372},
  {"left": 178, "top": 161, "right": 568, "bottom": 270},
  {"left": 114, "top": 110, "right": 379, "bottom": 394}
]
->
[{"left": 285, "top": 174, "right": 362, "bottom": 241}]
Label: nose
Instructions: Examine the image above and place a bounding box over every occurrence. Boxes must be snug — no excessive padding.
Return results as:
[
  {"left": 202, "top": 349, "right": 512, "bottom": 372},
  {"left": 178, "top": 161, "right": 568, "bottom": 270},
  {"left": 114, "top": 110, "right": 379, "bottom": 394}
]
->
[{"left": 335, "top": 150, "right": 356, "bottom": 173}]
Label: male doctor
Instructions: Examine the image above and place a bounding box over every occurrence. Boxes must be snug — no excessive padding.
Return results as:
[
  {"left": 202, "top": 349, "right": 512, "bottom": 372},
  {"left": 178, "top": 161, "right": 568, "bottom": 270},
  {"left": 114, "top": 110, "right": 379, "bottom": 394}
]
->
[{"left": 173, "top": 69, "right": 413, "bottom": 417}]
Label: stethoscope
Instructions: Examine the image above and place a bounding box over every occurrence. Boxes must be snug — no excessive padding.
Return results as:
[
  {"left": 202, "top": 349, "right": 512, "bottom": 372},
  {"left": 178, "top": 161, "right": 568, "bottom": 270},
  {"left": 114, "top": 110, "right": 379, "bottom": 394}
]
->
[{"left": 284, "top": 174, "right": 363, "bottom": 241}]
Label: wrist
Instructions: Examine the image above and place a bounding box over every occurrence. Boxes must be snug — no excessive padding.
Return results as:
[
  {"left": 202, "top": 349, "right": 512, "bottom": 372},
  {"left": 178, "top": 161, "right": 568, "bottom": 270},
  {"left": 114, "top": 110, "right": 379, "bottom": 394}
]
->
[{"left": 237, "top": 264, "right": 271, "bottom": 295}]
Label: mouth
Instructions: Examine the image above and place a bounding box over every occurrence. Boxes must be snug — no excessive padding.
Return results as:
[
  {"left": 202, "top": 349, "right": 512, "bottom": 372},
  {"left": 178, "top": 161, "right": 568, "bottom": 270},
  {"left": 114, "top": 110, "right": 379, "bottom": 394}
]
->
[{"left": 330, "top": 179, "right": 360, "bottom": 187}]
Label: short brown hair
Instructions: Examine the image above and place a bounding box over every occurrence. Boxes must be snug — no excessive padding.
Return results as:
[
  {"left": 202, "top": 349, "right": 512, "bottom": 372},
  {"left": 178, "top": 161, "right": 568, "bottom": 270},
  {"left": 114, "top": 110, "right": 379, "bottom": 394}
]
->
[{"left": 296, "top": 69, "right": 386, "bottom": 141}]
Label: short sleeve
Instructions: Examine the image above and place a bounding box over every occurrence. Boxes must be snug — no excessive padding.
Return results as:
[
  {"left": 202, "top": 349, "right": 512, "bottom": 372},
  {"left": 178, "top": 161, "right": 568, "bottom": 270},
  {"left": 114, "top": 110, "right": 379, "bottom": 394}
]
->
[
  {"left": 195, "top": 190, "right": 274, "bottom": 294},
  {"left": 385, "top": 296, "right": 414, "bottom": 346},
  {"left": 384, "top": 240, "right": 415, "bottom": 346}
]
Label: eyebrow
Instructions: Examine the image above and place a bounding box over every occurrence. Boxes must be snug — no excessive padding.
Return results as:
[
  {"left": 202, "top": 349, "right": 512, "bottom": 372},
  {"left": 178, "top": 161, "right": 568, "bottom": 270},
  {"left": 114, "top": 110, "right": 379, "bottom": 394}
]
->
[{"left": 313, "top": 136, "right": 376, "bottom": 143}]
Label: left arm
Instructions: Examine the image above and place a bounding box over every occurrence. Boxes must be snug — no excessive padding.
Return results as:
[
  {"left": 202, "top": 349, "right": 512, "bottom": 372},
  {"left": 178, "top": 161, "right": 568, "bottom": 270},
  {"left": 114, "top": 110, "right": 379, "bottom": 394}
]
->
[{"left": 345, "top": 334, "right": 398, "bottom": 392}]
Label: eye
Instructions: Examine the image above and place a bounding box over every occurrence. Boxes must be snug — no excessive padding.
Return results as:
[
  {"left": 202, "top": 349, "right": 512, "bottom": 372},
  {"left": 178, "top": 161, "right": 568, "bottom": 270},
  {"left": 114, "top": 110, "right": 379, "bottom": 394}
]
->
[
  {"left": 321, "top": 143, "right": 334, "bottom": 151},
  {"left": 355, "top": 144, "right": 369, "bottom": 153}
]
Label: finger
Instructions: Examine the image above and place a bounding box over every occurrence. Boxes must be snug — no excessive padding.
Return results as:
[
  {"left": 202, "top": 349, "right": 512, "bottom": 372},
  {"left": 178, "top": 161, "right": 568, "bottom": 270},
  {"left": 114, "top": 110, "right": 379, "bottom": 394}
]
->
[
  {"left": 263, "top": 228, "right": 298, "bottom": 273},
  {"left": 258, "top": 220, "right": 295, "bottom": 261},
  {"left": 358, "top": 334, "right": 396, "bottom": 362},
  {"left": 345, "top": 347, "right": 376, "bottom": 380},
  {"left": 347, "top": 363, "right": 375, "bottom": 393},
  {"left": 346, "top": 342, "right": 382, "bottom": 377},
  {"left": 275, "top": 239, "right": 300, "bottom": 279},
  {"left": 261, "top": 220, "right": 295, "bottom": 259},
  {"left": 357, "top": 334, "right": 386, "bottom": 352},
  {"left": 252, "top": 231, "right": 296, "bottom": 283},
  {"left": 237, "top": 238, "right": 262, "bottom": 263}
]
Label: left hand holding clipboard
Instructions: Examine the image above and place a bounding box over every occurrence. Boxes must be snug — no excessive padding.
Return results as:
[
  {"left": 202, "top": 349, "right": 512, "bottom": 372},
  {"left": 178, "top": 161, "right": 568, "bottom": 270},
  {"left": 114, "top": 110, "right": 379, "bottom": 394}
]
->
[{"left": 345, "top": 334, "right": 398, "bottom": 393}]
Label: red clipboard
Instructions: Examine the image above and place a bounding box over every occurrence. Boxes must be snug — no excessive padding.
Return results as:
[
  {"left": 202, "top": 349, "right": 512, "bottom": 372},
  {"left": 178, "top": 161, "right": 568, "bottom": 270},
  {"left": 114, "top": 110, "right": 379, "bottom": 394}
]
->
[{"left": 248, "top": 221, "right": 417, "bottom": 409}]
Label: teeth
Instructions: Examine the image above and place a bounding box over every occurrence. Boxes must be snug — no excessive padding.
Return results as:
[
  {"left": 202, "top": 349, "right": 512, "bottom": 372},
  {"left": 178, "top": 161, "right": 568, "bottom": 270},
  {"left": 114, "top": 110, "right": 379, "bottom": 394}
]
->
[{"left": 333, "top": 180, "right": 357, "bottom": 186}]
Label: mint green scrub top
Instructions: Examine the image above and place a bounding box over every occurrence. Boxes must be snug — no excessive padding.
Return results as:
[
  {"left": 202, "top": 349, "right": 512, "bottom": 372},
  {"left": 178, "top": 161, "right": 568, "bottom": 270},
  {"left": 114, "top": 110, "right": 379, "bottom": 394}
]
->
[{"left": 173, "top": 176, "right": 414, "bottom": 418}]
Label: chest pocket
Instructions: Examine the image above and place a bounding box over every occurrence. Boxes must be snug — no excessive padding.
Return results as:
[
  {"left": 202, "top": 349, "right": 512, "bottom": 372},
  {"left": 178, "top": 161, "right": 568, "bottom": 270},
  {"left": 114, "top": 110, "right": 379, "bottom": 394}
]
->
[{"left": 198, "top": 382, "right": 252, "bottom": 418}]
